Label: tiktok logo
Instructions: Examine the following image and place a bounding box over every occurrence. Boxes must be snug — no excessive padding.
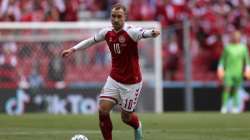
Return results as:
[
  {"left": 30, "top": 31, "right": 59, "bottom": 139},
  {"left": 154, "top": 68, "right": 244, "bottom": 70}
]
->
[{"left": 5, "top": 89, "right": 30, "bottom": 115}]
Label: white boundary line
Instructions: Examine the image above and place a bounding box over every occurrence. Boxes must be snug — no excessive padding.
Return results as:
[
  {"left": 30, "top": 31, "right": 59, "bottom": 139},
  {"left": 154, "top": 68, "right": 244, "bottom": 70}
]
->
[{"left": 0, "top": 128, "right": 249, "bottom": 135}]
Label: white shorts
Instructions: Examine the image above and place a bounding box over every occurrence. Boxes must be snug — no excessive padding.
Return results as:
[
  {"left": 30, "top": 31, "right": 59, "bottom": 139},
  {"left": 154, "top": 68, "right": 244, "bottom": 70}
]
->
[{"left": 99, "top": 76, "right": 143, "bottom": 112}]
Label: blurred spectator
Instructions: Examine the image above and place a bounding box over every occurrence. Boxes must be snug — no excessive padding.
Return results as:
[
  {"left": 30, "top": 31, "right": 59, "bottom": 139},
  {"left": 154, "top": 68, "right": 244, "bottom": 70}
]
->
[
  {"left": 0, "top": 43, "right": 18, "bottom": 87},
  {"left": 62, "top": 0, "right": 78, "bottom": 21},
  {"left": 28, "top": 60, "right": 44, "bottom": 93},
  {"left": 207, "top": 34, "right": 223, "bottom": 71},
  {"left": 17, "top": 68, "right": 29, "bottom": 89},
  {"left": 163, "top": 34, "right": 179, "bottom": 80},
  {"left": 18, "top": 44, "right": 32, "bottom": 59},
  {"left": 128, "top": 0, "right": 155, "bottom": 21},
  {"left": 0, "top": 42, "right": 17, "bottom": 69},
  {"left": 0, "top": 0, "right": 21, "bottom": 21},
  {"left": 44, "top": 8, "right": 60, "bottom": 21},
  {"left": 47, "top": 47, "right": 65, "bottom": 88},
  {"left": 94, "top": 44, "right": 107, "bottom": 66},
  {"left": 53, "top": 0, "right": 66, "bottom": 20}
]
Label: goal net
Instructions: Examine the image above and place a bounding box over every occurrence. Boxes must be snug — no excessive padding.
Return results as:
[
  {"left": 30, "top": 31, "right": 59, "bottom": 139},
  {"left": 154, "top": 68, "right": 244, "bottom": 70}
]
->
[{"left": 0, "top": 22, "right": 162, "bottom": 114}]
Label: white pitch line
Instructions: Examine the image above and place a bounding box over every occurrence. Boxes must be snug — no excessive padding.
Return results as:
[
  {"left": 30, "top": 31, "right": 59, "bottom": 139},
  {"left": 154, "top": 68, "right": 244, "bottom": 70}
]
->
[
  {"left": 0, "top": 130, "right": 100, "bottom": 135},
  {"left": 0, "top": 128, "right": 249, "bottom": 136}
]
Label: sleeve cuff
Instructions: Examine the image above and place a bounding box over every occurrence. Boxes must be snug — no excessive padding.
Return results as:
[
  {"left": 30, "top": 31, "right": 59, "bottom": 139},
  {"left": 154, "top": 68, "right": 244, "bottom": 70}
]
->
[{"left": 142, "top": 29, "right": 153, "bottom": 38}]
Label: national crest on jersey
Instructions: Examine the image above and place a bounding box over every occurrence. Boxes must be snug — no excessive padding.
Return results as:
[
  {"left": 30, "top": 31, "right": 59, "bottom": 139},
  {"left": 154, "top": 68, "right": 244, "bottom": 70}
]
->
[{"left": 118, "top": 35, "right": 126, "bottom": 43}]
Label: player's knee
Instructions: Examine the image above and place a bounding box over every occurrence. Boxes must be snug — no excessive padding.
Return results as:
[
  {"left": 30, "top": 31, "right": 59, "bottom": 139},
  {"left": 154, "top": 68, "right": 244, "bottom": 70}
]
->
[
  {"left": 98, "top": 106, "right": 110, "bottom": 115},
  {"left": 99, "top": 109, "right": 109, "bottom": 116},
  {"left": 121, "top": 112, "right": 131, "bottom": 123},
  {"left": 98, "top": 101, "right": 113, "bottom": 114}
]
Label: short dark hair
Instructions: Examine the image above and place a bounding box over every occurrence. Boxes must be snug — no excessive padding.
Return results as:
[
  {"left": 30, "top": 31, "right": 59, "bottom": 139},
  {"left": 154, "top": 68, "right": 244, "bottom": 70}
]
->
[{"left": 111, "top": 3, "right": 127, "bottom": 13}]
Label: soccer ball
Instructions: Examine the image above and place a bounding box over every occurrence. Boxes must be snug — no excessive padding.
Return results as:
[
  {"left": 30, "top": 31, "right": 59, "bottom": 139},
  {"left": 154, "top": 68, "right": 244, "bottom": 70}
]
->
[{"left": 71, "top": 134, "right": 88, "bottom": 140}]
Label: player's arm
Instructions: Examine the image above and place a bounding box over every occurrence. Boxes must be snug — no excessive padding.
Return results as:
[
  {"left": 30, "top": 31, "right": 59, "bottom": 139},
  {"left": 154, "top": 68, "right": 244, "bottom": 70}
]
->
[
  {"left": 129, "top": 27, "right": 160, "bottom": 42},
  {"left": 62, "top": 28, "right": 107, "bottom": 57},
  {"left": 243, "top": 46, "right": 250, "bottom": 79},
  {"left": 217, "top": 47, "right": 226, "bottom": 80},
  {"left": 141, "top": 28, "right": 160, "bottom": 38},
  {"left": 62, "top": 37, "right": 96, "bottom": 57}
]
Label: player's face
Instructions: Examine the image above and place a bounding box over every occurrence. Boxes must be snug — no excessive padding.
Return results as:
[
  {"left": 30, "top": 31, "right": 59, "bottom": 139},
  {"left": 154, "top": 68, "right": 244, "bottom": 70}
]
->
[
  {"left": 231, "top": 31, "right": 241, "bottom": 44},
  {"left": 111, "top": 9, "right": 125, "bottom": 31}
]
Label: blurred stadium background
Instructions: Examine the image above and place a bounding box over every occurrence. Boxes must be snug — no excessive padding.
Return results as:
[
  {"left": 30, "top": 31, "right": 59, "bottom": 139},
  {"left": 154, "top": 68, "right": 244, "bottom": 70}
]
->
[{"left": 0, "top": 0, "right": 250, "bottom": 139}]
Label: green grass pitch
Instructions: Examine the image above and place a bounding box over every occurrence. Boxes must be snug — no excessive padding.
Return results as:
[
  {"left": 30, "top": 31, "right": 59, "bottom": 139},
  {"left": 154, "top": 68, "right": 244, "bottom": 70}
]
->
[{"left": 0, "top": 112, "right": 250, "bottom": 140}]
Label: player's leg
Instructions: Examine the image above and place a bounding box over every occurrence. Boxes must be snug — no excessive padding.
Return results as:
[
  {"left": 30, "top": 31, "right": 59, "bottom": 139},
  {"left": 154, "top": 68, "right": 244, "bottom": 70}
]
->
[
  {"left": 98, "top": 77, "right": 120, "bottom": 140},
  {"left": 121, "top": 110, "right": 142, "bottom": 140},
  {"left": 231, "top": 78, "right": 242, "bottom": 113},
  {"left": 221, "top": 86, "right": 232, "bottom": 113},
  {"left": 119, "top": 82, "right": 143, "bottom": 140},
  {"left": 231, "top": 86, "right": 240, "bottom": 113},
  {"left": 99, "top": 100, "right": 115, "bottom": 140},
  {"left": 221, "top": 77, "right": 233, "bottom": 113}
]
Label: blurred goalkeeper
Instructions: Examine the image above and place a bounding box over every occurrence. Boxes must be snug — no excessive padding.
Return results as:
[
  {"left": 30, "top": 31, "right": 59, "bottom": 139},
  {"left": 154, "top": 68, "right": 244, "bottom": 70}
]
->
[
  {"left": 217, "top": 30, "right": 250, "bottom": 114},
  {"left": 62, "top": 3, "right": 160, "bottom": 140}
]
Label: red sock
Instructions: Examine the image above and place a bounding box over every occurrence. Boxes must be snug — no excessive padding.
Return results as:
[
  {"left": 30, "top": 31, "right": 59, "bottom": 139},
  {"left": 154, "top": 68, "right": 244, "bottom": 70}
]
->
[
  {"left": 124, "top": 113, "right": 140, "bottom": 129},
  {"left": 99, "top": 112, "right": 112, "bottom": 140}
]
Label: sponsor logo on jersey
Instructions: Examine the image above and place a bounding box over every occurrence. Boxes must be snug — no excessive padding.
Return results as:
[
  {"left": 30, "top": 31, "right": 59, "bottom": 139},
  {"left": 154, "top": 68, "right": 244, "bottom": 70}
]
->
[{"left": 119, "top": 35, "right": 126, "bottom": 43}]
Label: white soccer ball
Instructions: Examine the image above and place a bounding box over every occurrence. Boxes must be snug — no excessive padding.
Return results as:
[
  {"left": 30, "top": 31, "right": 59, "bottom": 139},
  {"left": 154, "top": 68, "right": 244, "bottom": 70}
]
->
[{"left": 71, "top": 134, "right": 88, "bottom": 140}]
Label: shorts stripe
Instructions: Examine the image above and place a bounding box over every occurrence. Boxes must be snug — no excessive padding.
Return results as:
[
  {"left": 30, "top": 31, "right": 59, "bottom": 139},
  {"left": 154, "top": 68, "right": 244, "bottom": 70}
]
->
[
  {"left": 99, "top": 96, "right": 118, "bottom": 104},
  {"left": 101, "top": 89, "right": 116, "bottom": 94}
]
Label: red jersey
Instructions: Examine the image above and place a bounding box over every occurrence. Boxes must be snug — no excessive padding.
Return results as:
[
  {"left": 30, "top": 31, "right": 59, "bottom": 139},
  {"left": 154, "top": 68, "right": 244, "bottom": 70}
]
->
[{"left": 94, "top": 24, "right": 147, "bottom": 84}]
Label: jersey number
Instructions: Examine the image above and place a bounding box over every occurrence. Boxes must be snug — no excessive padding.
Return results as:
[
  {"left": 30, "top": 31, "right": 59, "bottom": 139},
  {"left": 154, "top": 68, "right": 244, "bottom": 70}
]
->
[
  {"left": 113, "top": 43, "right": 121, "bottom": 54},
  {"left": 124, "top": 99, "right": 133, "bottom": 110}
]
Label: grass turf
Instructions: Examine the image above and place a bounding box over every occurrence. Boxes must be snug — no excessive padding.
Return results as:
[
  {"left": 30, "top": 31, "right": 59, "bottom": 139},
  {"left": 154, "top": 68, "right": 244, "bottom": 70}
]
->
[{"left": 0, "top": 112, "right": 249, "bottom": 140}]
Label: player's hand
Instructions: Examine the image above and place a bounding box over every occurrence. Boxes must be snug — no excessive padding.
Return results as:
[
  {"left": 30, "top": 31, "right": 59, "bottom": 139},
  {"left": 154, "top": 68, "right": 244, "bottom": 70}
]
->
[
  {"left": 217, "top": 67, "right": 224, "bottom": 80},
  {"left": 244, "top": 67, "right": 250, "bottom": 80},
  {"left": 61, "top": 48, "right": 75, "bottom": 58},
  {"left": 152, "top": 29, "right": 160, "bottom": 37}
]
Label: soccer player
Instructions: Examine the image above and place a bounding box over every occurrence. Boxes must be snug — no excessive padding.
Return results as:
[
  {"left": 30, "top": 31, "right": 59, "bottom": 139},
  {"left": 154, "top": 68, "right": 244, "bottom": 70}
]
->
[
  {"left": 62, "top": 4, "right": 160, "bottom": 140},
  {"left": 217, "top": 30, "right": 250, "bottom": 114}
]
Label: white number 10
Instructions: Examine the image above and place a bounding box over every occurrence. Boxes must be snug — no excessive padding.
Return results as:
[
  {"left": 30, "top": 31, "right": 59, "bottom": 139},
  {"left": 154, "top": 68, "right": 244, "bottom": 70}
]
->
[{"left": 113, "top": 43, "right": 121, "bottom": 54}]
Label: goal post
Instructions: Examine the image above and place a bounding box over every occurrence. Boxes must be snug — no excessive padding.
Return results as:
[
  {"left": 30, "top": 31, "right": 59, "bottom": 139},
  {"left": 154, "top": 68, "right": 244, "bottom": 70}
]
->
[{"left": 0, "top": 21, "right": 163, "bottom": 113}]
